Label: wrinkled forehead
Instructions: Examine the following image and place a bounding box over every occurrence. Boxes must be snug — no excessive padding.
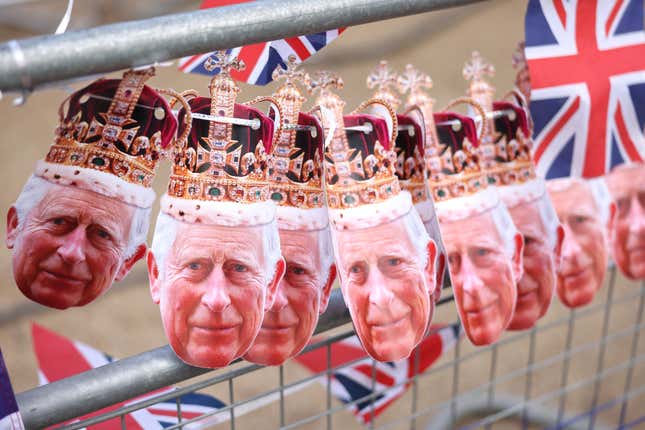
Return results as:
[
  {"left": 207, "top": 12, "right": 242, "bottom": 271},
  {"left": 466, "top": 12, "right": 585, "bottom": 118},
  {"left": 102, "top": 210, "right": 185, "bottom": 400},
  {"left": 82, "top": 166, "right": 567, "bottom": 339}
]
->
[
  {"left": 508, "top": 200, "right": 548, "bottom": 236},
  {"left": 548, "top": 180, "right": 596, "bottom": 216},
  {"left": 607, "top": 164, "right": 645, "bottom": 197},
  {"left": 172, "top": 222, "right": 264, "bottom": 256},
  {"left": 35, "top": 185, "right": 134, "bottom": 226},
  {"left": 279, "top": 229, "right": 320, "bottom": 256},
  {"left": 440, "top": 210, "right": 503, "bottom": 248},
  {"left": 335, "top": 217, "right": 413, "bottom": 256}
]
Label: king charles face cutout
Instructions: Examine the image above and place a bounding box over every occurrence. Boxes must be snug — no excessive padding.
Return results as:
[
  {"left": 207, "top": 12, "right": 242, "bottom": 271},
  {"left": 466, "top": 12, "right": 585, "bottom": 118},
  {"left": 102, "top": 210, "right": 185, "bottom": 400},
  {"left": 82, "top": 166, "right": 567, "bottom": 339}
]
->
[
  {"left": 6, "top": 69, "right": 175, "bottom": 309},
  {"left": 440, "top": 204, "right": 523, "bottom": 346},
  {"left": 244, "top": 228, "right": 335, "bottom": 365},
  {"left": 503, "top": 192, "right": 564, "bottom": 330},
  {"left": 607, "top": 164, "right": 645, "bottom": 280},
  {"left": 548, "top": 179, "right": 612, "bottom": 308},
  {"left": 148, "top": 219, "right": 284, "bottom": 368}
]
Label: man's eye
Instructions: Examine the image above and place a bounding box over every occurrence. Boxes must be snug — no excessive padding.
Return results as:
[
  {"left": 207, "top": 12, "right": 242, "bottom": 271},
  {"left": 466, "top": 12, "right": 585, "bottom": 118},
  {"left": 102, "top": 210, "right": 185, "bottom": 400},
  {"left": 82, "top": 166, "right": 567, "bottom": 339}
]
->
[
  {"left": 349, "top": 265, "right": 363, "bottom": 274},
  {"left": 95, "top": 229, "right": 112, "bottom": 240},
  {"left": 573, "top": 215, "right": 588, "bottom": 224},
  {"left": 290, "top": 266, "right": 306, "bottom": 275},
  {"left": 475, "top": 248, "right": 489, "bottom": 257},
  {"left": 52, "top": 218, "right": 66, "bottom": 225},
  {"left": 188, "top": 262, "right": 202, "bottom": 271},
  {"left": 386, "top": 257, "right": 401, "bottom": 266},
  {"left": 233, "top": 264, "right": 248, "bottom": 272}
]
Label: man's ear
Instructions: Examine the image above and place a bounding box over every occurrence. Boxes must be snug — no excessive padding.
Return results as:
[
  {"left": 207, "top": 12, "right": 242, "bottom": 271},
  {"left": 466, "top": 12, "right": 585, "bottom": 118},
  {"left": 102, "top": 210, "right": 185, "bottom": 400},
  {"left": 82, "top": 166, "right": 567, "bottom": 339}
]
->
[
  {"left": 6, "top": 206, "right": 19, "bottom": 249},
  {"left": 512, "top": 232, "right": 525, "bottom": 281},
  {"left": 433, "top": 253, "right": 446, "bottom": 303},
  {"left": 554, "top": 224, "right": 565, "bottom": 269},
  {"left": 115, "top": 244, "right": 147, "bottom": 282},
  {"left": 319, "top": 264, "right": 337, "bottom": 314},
  {"left": 424, "top": 240, "right": 438, "bottom": 294},
  {"left": 147, "top": 251, "right": 161, "bottom": 304},
  {"left": 265, "top": 257, "right": 286, "bottom": 312}
]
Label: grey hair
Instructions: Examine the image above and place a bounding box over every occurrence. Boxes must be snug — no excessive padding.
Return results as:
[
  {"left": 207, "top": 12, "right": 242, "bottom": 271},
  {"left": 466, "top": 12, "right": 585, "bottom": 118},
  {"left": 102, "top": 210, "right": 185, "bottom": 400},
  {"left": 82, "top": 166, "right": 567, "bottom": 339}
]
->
[
  {"left": 587, "top": 177, "right": 611, "bottom": 226},
  {"left": 13, "top": 174, "right": 150, "bottom": 260},
  {"left": 317, "top": 227, "right": 335, "bottom": 284},
  {"left": 150, "top": 211, "right": 283, "bottom": 283},
  {"left": 489, "top": 202, "right": 520, "bottom": 259},
  {"left": 534, "top": 191, "right": 560, "bottom": 249}
]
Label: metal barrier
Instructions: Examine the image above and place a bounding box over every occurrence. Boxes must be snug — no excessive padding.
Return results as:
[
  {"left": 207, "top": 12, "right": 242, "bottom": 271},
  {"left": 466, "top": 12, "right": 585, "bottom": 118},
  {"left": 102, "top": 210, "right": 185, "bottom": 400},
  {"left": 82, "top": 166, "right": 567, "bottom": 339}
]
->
[{"left": 15, "top": 267, "right": 645, "bottom": 429}]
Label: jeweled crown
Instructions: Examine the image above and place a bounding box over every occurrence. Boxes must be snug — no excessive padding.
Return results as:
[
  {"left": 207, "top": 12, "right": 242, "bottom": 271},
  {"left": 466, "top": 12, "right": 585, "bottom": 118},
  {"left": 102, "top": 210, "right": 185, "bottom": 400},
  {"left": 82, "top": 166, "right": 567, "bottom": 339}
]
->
[
  {"left": 49, "top": 68, "right": 176, "bottom": 189},
  {"left": 512, "top": 41, "right": 531, "bottom": 105},
  {"left": 168, "top": 51, "right": 274, "bottom": 204},
  {"left": 265, "top": 57, "right": 324, "bottom": 209},
  {"left": 395, "top": 64, "right": 440, "bottom": 204},
  {"left": 429, "top": 104, "right": 488, "bottom": 201},
  {"left": 309, "top": 70, "right": 400, "bottom": 209}
]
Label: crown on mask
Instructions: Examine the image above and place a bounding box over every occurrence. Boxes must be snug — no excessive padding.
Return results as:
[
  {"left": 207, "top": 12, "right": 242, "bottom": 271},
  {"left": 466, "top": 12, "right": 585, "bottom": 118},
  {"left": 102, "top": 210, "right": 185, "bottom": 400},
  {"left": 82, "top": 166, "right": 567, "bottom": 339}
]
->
[
  {"left": 512, "top": 41, "right": 531, "bottom": 105},
  {"left": 41, "top": 68, "right": 177, "bottom": 208},
  {"left": 264, "top": 56, "right": 324, "bottom": 210},
  {"left": 167, "top": 51, "right": 274, "bottom": 208},
  {"left": 429, "top": 102, "right": 488, "bottom": 202},
  {"left": 310, "top": 70, "right": 401, "bottom": 210}
]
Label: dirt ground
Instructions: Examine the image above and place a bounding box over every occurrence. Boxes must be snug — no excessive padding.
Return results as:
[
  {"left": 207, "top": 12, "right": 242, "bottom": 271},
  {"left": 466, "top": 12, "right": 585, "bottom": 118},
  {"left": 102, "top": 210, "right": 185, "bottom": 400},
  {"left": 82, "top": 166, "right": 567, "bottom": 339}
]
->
[{"left": 0, "top": 1, "right": 643, "bottom": 429}]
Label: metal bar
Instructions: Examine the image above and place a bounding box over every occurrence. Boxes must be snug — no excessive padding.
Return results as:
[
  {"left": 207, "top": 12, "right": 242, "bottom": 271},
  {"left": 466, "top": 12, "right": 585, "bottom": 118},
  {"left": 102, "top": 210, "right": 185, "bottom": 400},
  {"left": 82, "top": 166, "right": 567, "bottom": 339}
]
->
[
  {"left": 0, "top": 0, "right": 486, "bottom": 92},
  {"left": 279, "top": 365, "right": 286, "bottom": 428},
  {"left": 409, "top": 344, "right": 420, "bottom": 430},
  {"left": 369, "top": 360, "right": 376, "bottom": 429},
  {"left": 587, "top": 267, "right": 617, "bottom": 429},
  {"left": 619, "top": 282, "right": 645, "bottom": 426},
  {"left": 450, "top": 332, "right": 461, "bottom": 426},
  {"left": 521, "top": 328, "right": 537, "bottom": 430},
  {"left": 326, "top": 342, "right": 333, "bottom": 430},
  {"left": 556, "top": 309, "right": 576, "bottom": 424},
  {"left": 484, "top": 344, "right": 498, "bottom": 430},
  {"left": 229, "top": 378, "right": 236, "bottom": 430}
]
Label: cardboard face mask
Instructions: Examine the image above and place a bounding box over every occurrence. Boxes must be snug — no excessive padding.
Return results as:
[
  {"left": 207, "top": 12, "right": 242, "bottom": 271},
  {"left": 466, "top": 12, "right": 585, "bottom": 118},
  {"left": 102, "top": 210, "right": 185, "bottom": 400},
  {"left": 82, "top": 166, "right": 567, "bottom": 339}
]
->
[
  {"left": 431, "top": 110, "right": 523, "bottom": 346},
  {"left": 500, "top": 180, "right": 564, "bottom": 330},
  {"left": 148, "top": 53, "right": 285, "bottom": 368},
  {"left": 5, "top": 69, "right": 177, "bottom": 309},
  {"left": 313, "top": 72, "right": 437, "bottom": 361},
  {"left": 244, "top": 62, "right": 336, "bottom": 365},
  {"left": 547, "top": 178, "right": 611, "bottom": 308},
  {"left": 606, "top": 163, "right": 645, "bottom": 280}
]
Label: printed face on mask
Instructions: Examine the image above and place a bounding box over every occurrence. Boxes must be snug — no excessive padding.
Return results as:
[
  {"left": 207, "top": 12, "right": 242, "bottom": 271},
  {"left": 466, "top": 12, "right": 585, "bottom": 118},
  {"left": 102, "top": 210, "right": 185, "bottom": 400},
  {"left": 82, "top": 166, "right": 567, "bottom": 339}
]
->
[
  {"left": 607, "top": 165, "right": 645, "bottom": 280},
  {"left": 507, "top": 201, "right": 562, "bottom": 330},
  {"left": 6, "top": 187, "right": 143, "bottom": 310},
  {"left": 335, "top": 217, "right": 436, "bottom": 362},
  {"left": 549, "top": 182, "right": 608, "bottom": 308},
  {"left": 244, "top": 229, "right": 335, "bottom": 365},
  {"left": 441, "top": 210, "right": 522, "bottom": 346},
  {"left": 148, "top": 222, "right": 284, "bottom": 368}
]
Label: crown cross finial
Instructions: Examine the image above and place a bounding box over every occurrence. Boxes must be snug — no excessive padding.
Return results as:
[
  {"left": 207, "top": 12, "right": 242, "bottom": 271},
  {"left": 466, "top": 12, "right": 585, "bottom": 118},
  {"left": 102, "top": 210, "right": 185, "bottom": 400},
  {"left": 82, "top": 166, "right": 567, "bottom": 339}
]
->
[
  {"left": 512, "top": 41, "right": 527, "bottom": 72},
  {"left": 306, "top": 70, "right": 344, "bottom": 96},
  {"left": 463, "top": 51, "right": 495, "bottom": 83},
  {"left": 397, "top": 64, "right": 433, "bottom": 96},
  {"left": 204, "top": 50, "right": 246, "bottom": 76},
  {"left": 272, "top": 55, "right": 307, "bottom": 86},
  {"left": 366, "top": 61, "right": 398, "bottom": 93}
]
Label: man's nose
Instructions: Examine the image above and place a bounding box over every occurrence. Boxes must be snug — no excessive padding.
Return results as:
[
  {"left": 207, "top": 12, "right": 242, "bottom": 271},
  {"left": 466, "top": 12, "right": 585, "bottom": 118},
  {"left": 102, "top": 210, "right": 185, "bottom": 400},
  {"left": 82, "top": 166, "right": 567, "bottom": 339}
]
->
[
  {"left": 270, "top": 285, "right": 288, "bottom": 312},
  {"left": 627, "top": 198, "right": 645, "bottom": 237},
  {"left": 367, "top": 269, "right": 395, "bottom": 308},
  {"left": 561, "top": 225, "right": 583, "bottom": 262},
  {"left": 201, "top": 268, "right": 231, "bottom": 312},
  {"left": 459, "top": 256, "right": 485, "bottom": 294},
  {"left": 56, "top": 226, "right": 87, "bottom": 264}
]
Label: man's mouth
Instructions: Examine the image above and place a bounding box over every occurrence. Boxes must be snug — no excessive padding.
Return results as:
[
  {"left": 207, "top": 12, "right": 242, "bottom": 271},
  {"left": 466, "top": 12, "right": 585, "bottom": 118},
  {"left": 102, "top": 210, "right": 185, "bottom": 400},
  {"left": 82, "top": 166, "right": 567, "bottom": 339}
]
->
[
  {"left": 562, "top": 267, "right": 591, "bottom": 284},
  {"left": 40, "top": 270, "right": 88, "bottom": 287},
  {"left": 369, "top": 312, "right": 410, "bottom": 330},
  {"left": 464, "top": 300, "right": 497, "bottom": 317}
]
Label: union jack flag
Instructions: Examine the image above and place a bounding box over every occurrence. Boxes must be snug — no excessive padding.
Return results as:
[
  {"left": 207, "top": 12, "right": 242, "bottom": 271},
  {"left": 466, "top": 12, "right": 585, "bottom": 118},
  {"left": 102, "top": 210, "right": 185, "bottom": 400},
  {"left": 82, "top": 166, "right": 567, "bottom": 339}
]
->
[
  {"left": 178, "top": 0, "right": 346, "bottom": 85},
  {"left": 294, "top": 323, "right": 461, "bottom": 425},
  {"left": 32, "top": 324, "right": 226, "bottom": 429},
  {"left": 0, "top": 350, "right": 24, "bottom": 430},
  {"left": 525, "top": 0, "right": 645, "bottom": 179}
]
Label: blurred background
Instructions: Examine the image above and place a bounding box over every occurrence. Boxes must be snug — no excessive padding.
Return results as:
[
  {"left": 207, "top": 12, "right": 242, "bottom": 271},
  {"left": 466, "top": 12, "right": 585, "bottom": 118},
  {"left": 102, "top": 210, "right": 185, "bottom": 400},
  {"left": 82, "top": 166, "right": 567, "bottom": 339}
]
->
[{"left": 0, "top": 1, "right": 642, "bottom": 429}]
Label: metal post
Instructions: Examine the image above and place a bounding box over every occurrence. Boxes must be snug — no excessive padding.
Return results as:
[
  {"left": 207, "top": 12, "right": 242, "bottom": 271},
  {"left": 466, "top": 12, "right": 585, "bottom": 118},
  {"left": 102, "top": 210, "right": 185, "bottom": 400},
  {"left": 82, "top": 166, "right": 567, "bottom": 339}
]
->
[
  {"left": 556, "top": 309, "right": 577, "bottom": 426},
  {"left": 522, "top": 328, "right": 537, "bottom": 430},
  {"left": 0, "top": 0, "right": 486, "bottom": 92}
]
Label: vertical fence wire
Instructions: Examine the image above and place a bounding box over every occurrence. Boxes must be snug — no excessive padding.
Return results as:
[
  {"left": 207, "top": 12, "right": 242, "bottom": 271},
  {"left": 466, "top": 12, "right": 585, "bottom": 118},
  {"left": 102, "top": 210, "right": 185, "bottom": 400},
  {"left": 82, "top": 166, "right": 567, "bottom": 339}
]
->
[
  {"left": 229, "top": 377, "right": 236, "bottom": 430},
  {"left": 279, "top": 365, "right": 286, "bottom": 428},
  {"left": 618, "top": 282, "right": 645, "bottom": 427},
  {"left": 521, "top": 327, "right": 537, "bottom": 430},
  {"left": 410, "top": 344, "right": 421, "bottom": 430},
  {"left": 451, "top": 334, "right": 462, "bottom": 426},
  {"left": 587, "top": 267, "right": 617, "bottom": 429},
  {"left": 176, "top": 396, "right": 183, "bottom": 429},
  {"left": 556, "top": 308, "right": 577, "bottom": 424},
  {"left": 327, "top": 342, "right": 333, "bottom": 430},
  {"left": 484, "top": 344, "right": 499, "bottom": 430}
]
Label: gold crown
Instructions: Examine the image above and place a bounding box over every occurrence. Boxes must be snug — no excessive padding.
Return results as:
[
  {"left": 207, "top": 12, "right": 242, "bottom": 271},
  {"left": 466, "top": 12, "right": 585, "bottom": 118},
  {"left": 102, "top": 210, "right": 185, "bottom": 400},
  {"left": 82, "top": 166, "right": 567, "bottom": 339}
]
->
[
  {"left": 167, "top": 51, "right": 272, "bottom": 204},
  {"left": 396, "top": 64, "right": 440, "bottom": 204},
  {"left": 309, "top": 70, "right": 400, "bottom": 209},
  {"left": 49, "top": 68, "right": 171, "bottom": 188},
  {"left": 263, "top": 56, "right": 324, "bottom": 209},
  {"left": 427, "top": 98, "right": 489, "bottom": 201}
]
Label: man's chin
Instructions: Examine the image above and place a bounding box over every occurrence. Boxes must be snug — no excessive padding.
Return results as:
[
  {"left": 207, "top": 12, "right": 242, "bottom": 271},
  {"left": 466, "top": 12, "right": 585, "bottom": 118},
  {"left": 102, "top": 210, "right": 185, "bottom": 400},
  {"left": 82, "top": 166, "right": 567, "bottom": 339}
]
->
[
  {"left": 559, "top": 285, "right": 595, "bottom": 308},
  {"left": 626, "top": 258, "right": 645, "bottom": 280},
  {"left": 23, "top": 283, "right": 84, "bottom": 310},
  {"left": 367, "top": 341, "right": 414, "bottom": 362},
  {"left": 465, "top": 317, "right": 503, "bottom": 346},
  {"left": 177, "top": 344, "right": 241, "bottom": 369},
  {"left": 244, "top": 345, "right": 292, "bottom": 366}
]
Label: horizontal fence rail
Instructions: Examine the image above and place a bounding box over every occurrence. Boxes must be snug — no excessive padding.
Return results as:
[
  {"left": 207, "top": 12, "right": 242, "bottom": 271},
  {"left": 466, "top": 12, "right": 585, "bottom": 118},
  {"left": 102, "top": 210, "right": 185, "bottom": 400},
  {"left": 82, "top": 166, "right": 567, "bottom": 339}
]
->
[{"left": 0, "top": 0, "right": 486, "bottom": 92}]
